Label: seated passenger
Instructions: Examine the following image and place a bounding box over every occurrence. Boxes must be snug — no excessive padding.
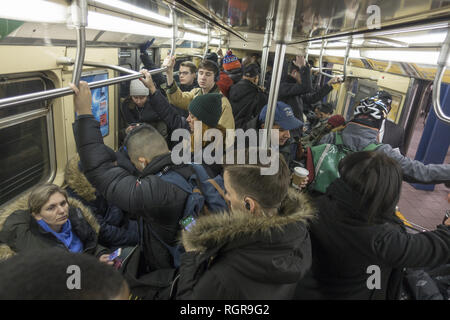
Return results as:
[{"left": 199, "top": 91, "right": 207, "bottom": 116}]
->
[
  {"left": 229, "top": 63, "right": 268, "bottom": 129},
  {"left": 294, "top": 151, "right": 450, "bottom": 300},
  {"left": 0, "top": 183, "right": 111, "bottom": 263},
  {"left": 301, "top": 113, "right": 346, "bottom": 149},
  {"left": 0, "top": 249, "right": 129, "bottom": 299},
  {"left": 121, "top": 79, "right": 168, "bottom": 138},
  {"left": 64, "top": 154, "right": 138, "bottom": 248},
  {"left": 319, "top": 91, "right": 450, "bottom": 184},
  {"left": 304, "top": 102, "right": 335, "bottom": 134},
  {"left": 176, "top": 149, "right": 314, "bottom": 299},
  {"left": 163, "top": 55, "right": 235, "bottom": 147}
]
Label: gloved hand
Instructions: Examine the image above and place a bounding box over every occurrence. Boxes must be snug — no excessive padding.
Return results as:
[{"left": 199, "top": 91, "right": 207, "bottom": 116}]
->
[{"left": 140, "top": 38, "right": 155, "bottom": 53}]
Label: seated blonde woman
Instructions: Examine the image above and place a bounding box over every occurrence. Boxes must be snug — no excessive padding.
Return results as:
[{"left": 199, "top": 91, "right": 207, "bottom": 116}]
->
[{"left": 0, "top": 183, "right": 111, "bottom": 263}]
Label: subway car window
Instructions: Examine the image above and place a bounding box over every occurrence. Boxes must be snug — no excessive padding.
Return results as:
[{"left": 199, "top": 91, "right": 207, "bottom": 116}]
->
[
  {"left": 0, "top": 78, "right": 47, "bottom": 118},
  {"left": 0, "top": 77, "right": 52, "bottom": 206}
]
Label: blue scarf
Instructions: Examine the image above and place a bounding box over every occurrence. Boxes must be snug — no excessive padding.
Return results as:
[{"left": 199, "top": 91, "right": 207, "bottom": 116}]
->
[{"left": 37, "top": 219, "right": 84, "bottom": 253}]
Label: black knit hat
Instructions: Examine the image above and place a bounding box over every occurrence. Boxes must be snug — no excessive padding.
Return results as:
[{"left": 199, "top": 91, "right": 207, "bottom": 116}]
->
[{"left": 188, "top": 93, "right": 222, "bottom": 127}]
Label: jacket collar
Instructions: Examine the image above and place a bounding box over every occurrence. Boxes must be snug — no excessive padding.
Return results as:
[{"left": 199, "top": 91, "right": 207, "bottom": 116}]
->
[
  {"left": 140, "top": 153, "right": 173, "bottom": 177},
  {"left": 182, "top": 190, "right": 315, "bottom": 253}
]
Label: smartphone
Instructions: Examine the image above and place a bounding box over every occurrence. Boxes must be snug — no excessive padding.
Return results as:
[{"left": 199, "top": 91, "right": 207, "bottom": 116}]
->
[
  {"left": 108, "top": 248, "right": 122, "bottom": 261},
  {"left": 180, "top": 215, "right": 196, "bottom": 231}
]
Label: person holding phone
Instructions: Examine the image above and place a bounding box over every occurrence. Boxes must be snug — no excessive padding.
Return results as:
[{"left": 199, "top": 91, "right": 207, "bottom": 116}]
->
[{"left": 175, "top": 149, "right": 315, "bottom": 299}]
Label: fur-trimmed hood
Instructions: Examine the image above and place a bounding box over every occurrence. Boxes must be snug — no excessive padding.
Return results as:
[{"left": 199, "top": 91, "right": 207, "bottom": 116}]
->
[
  {"left": 0, "top": 194, "right": 99, "bottom": 260},
  {"left": 182, "top": 189, "right": 316, "bottom": 253},
  {"left": 64, "top": 154, "right": 97, "bottom": 203}
]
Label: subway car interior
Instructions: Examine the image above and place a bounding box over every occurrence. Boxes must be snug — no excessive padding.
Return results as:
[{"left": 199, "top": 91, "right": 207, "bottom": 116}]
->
[{"left": 0, "top": 0, "right": 449, "bottom": 301}]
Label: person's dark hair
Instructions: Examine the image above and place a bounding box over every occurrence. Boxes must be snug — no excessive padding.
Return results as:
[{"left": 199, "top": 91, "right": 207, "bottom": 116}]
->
[
  {"left": 124, "top": 124, "right": 169, "bottom": 164},
  {"left": 287, "top": 60, "right": 300, "bottom": 74},
  {"left": 199, "top": 59, "right": 219, "bottom": 76},
  {"left": 180, "top": 61, "right": 197, "bottom": 74},
  {"left": 224, "top": 148, "right": 291, "bottom": 213},
  {"left": 338, "top": 151, "right": 403, "bottom": 223},
  {"left": 0, "top": 249, "right": 128, "bottom": 299},
  {"left": 317, "top": 102, "right": 334, "bottom": 115}
]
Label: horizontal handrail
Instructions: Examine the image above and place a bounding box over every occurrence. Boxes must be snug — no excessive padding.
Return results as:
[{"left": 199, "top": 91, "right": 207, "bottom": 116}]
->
[
  {"left": 57, "top": 57, "right": 141, "bottom": 75},
  {"left": 0, "top": 67, "right": 167, "bottom": 110}
]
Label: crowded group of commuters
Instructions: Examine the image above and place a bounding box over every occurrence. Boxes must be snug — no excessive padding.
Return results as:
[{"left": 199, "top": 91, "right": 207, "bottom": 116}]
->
[{"left": 0, "top": 45, "right": 449, "bottom": 300}]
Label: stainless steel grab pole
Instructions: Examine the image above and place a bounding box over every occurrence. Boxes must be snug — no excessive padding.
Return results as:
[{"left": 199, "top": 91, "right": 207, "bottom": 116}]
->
[
  {"left": 259, "top": 0, "right": 276, "bottom": 87},
  {"left": 432, "top": 27, "right": 450, "bottom": 125},
  {"left": 262, "top": 0, "right": 297, "bottom": 149},
  {"left": 70, "top": 0, "right": 88, "bottom": 86},
  {"left": 170, "top": 6, "right": 177, "bottom": 56}
]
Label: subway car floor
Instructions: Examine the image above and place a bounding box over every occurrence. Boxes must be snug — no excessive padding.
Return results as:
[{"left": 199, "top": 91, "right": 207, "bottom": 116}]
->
[{"left": 397, "top": 115, "right": 450, "bottom": 231}]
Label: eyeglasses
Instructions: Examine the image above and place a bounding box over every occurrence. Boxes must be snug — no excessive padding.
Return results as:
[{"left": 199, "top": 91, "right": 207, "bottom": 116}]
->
[{"left": 179, "top": 71, "right": 191, "bottom": 76}]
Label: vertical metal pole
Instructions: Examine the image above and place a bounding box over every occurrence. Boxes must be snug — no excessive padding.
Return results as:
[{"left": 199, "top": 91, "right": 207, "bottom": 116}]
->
[
  {"left": 204, "top": 24, "right": 211, "bottom": 59},
  {"left": 262, "top": 0, "right": 297, "bottom": 149},
  {"left": 259, "top": 0, "right": 276, "bottom": 87},
  {"left": 71, "top": 0, "right": 88, "bottom": 86},
  {"left": 432, "top": 27, "right": 450, "bottom": 124},
  {"left": 170, "top": 6, "right": 177, "bottom": 56}
]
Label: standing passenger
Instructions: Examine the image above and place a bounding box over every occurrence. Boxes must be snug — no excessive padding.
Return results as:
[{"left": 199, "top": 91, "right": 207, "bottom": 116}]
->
[
  {"left": 228, "top": 63, "right": 268, "bottom": 129},
  {"left": 164, "top": 55, "right": 235, "bottom": 148},
  {"left": 294, "top": 151, "right": 450, "bottom": 300},
  {"left": 121, "top": 79, "right": 168, "bottom": 138},
  {"left": 176, "top": 149, "right": 314, "bottom": 299}
]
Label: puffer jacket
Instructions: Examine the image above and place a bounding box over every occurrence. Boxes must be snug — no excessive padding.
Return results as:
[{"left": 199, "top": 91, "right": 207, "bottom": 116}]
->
[
  {"left": 176, "top": 190, "right": 315, "bottom": 300},
  {"left": 294, "top": 178, "right": 450, "bottom": 300},
  {"left": 319, "top": 121, "right": 450, "bottom": 184},
  {"left": 228, "top": 79, "right": 268, "bottom": 129},
  {"left": 0, "top": 195, "right": 107, "bottom": 260},
  {"left": 64, "top": 154, "right": 138, "bottom": 248},
  {"left": 73, "top": 115, "right": 189, "bottom": 271}
]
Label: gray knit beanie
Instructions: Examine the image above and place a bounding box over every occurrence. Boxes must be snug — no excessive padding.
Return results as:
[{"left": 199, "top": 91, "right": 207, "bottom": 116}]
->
[{"left": 130, "top": 79, "right": 149, "bottom": 96}]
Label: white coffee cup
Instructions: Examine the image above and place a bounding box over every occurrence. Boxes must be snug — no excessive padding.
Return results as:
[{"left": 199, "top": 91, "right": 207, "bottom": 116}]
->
[{"left": 292, "top": 167, "right": 309, "bottom": 190}]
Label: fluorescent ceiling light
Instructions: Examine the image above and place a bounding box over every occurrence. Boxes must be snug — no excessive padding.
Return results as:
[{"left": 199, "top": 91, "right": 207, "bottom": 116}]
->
[
  {"left": 325, "top": 49, "right": 361, "bottom": 59},
  {"left": 183, "top": 24, "right": 207, "bottom": 34},
  {"left": 182, "top": 32, "right": 208, "bottom": 43},
  {"left": 210, "top": 38, "right": 221, "bottom": 45},
  {"left": 1, "top": 0, "right": 67, "bottom": 24},
  {"left": 307, "top": 49, "right": 360, "bottom": 59},
  {"left": 88, "top": 11, "right": 172, "bottom": 38},
  {"left": 361, "top": 49, "right": 450, "bottom": 66},
  {"left": 92, "top": 0, "right": 171, "bottom": 24},
  {"left": 388, "top": 32, "right": 447, "bottom": 44}
]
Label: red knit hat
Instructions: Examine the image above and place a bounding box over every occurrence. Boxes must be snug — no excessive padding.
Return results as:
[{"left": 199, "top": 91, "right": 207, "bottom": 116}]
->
[{"left": 327, "top": 115, "right": 345, "bottom": 128}]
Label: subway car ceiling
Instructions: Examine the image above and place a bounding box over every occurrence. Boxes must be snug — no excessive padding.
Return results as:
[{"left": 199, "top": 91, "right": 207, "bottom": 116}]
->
[
  {"left": 0, "top": 0, "right": 449, "bottom": 208},
  {"left": 1, "top": 0, "right": 450, "bottom": 83}
]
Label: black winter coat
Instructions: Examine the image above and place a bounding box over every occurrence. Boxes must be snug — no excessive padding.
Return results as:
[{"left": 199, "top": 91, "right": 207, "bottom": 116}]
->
[
  {"left": 73, "top": 115, "right": 189, "bottom": 271},
  {"left": 294, "top": 179, "right": 450, "bottom": 300},
  {"left": 228, "top": 79, "right": 268, "bottom": 130},
  {"left": 0, "top": 197, "right": 107, "bottom": 259},
  {"left": 121, "top": 98, "right": 161, "bottom": 126},
  {"left": 176, "top": 190, "right": 315, "bottom": 300}
]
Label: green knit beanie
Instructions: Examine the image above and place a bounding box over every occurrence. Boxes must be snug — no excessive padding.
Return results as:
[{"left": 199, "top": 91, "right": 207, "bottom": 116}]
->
[{"left": 188, "top": 93, "right": 222, "bottom": 127}]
